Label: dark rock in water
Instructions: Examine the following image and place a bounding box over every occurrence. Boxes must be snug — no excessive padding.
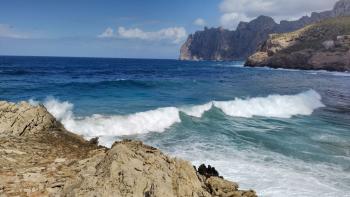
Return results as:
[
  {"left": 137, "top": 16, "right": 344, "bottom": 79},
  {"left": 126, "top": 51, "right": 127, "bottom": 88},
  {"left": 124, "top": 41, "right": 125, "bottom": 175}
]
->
[
  {"left": 197, "top": 164, "right": 220, "bottom": 178},
  {"left": 180, "top": 0, "right": 350, "bottom": 61},
  {"left": 89, "top": 137, "right": 99, "bottom": 145}
]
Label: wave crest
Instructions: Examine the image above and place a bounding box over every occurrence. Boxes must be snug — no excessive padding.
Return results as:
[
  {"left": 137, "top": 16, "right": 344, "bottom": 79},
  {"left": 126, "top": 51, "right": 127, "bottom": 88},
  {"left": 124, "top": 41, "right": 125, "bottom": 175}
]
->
[
  {"left": 33, "top": 90, "right": 324, "bottom": 139},
  {"left": 214, "top": 90, "right": 324, "bottom": 118}
]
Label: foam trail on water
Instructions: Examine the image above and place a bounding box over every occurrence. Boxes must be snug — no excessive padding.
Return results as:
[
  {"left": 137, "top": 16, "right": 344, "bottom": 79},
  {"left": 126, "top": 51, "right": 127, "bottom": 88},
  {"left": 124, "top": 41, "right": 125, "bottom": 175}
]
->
[
  {"left": 213, "top": 90, "right": 324, "bottom": 118},
  {"left": 170, "top": 142, "right": 349, "bottom": 197},
  {"left": 36, "top": 90, "right": 324, "bottom": 139}
]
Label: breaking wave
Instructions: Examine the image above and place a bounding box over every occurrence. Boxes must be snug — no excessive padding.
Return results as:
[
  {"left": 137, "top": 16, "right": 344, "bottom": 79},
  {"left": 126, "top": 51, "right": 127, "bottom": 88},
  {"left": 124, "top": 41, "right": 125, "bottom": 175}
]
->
[
  {"left": 214, "top": 90, "right": 324, "bottom": 118},
  {"left": 33, "top": 90, "right": 324, "bottom": 138}
]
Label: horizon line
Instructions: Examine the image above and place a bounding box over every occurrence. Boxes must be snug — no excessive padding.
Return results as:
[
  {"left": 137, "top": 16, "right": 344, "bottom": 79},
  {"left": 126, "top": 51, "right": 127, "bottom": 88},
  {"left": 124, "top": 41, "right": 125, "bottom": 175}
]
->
[{"left": 0, "top": 54, "right": 179, "bottom": 61}]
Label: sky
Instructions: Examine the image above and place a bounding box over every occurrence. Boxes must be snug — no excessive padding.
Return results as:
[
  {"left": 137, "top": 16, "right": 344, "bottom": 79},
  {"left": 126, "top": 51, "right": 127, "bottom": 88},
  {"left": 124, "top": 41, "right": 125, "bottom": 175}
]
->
[{"left": 0, "top": 0, "right": 339, "bottom": 59}]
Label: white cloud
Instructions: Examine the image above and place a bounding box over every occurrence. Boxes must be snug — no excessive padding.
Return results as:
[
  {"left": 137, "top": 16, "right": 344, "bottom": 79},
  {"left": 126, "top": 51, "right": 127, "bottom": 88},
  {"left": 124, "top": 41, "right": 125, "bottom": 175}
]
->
[
  {"left": 220, "top": 13, "right": 249, "bottom": 30},
  {"left": 98, "top": 26, "right": 187, "bottom": 44},
  {"left": 0, "top": 24, "right": 28, "bottom": 38},
  {"left": 98, "top": 27, "right": 114, "bottom": 38},
  {"left": 194, "top": 18, "right": 206, "bottom": 26},
  {"left": 219, "top": 0, "right": 339, "bottom": 29}
]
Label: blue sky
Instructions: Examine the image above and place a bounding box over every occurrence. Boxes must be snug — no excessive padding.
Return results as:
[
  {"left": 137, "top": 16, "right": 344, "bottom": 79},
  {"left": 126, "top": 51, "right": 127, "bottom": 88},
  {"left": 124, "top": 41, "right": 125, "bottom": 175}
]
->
[{"left": 0, "top": 0, "right": 337, "bottom": 58}]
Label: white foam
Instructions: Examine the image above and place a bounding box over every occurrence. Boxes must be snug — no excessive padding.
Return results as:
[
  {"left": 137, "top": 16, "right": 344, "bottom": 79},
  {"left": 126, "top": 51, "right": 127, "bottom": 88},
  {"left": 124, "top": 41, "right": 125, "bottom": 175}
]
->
[
  {"left": 167, "top": 142, "right": 350, "bottom": 197},
  {"left": 180, "top": 102, "right": 213, "bottom": 118},
  {"left": 43, "top": 99, "right": 181, "bottom": 137},
  {"left": 36, "top": 90, "right": 324, "bottom": 140},
  {"left": 213, "top": 90, "right": 324, "bottom": 118},
  {"left": 44, "top": 97, "right": 74, "bottom": 122}
]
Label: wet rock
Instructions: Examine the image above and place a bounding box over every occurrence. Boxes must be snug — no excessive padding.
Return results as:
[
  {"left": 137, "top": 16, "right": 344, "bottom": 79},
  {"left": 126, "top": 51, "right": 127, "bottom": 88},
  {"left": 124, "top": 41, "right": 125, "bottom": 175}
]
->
[
  {"left": 197, "top": 164, "right": 220, "bottom": 178},
  {"left": 89, "top": 137, "right": 99, "bottom": 145}
]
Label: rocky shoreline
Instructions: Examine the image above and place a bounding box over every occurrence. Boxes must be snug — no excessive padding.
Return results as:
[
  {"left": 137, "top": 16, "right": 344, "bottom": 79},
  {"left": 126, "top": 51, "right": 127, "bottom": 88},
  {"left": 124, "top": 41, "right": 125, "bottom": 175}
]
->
[
  {"left": 245, "top": 17, "right": 350, "bottom": 72},
  {"left": 0, "top": 101, "right": 257, "bottom": 197}
]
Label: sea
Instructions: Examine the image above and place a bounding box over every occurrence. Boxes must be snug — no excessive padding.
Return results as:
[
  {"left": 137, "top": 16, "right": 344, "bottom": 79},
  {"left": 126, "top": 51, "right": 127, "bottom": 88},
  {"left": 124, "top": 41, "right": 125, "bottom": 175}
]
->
[{"left": 1, "top": 56, "right": 349, "bottom": 197}]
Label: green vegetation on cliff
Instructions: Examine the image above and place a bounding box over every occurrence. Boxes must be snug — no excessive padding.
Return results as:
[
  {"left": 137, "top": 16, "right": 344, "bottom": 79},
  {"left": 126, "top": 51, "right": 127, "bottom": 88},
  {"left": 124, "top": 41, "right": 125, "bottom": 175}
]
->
[{"left": 245, "top": 17, "right": 350, "bottom": 72}]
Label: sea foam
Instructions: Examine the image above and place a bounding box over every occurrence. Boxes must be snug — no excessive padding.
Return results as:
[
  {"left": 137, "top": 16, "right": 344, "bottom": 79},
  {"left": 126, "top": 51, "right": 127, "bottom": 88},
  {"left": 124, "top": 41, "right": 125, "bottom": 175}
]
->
[
  {"left": 37, "top": 90, "right": 324, "bottom": 139},
  {"left": 213, "top": 90, "right": 324, "bottom": 118}
]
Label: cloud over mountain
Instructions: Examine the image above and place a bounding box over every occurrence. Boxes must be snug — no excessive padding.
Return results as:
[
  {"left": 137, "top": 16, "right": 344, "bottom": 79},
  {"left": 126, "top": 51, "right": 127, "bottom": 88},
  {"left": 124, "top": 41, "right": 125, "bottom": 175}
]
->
[
  {"left": 194, "top": 18, "right": 207, "bottom": 26},
  {"left": 219, "top": 0, "right": 339, "bottom": 29}
]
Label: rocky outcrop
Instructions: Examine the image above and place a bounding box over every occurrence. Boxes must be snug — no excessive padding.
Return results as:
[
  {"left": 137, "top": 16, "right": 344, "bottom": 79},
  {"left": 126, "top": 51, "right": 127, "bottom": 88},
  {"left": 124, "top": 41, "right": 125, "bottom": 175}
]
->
[
  {"left": 0, "top": 101, "right": 59, "bottom": 136},
  {"left": 245, "top": 17, "right": 350, "bottom": 72},
  {"left": 180, "top": 0, "right": 350, "bottom": 61},
  {"left": 0, "top": 101, "right": 257, "bottom": 197}
]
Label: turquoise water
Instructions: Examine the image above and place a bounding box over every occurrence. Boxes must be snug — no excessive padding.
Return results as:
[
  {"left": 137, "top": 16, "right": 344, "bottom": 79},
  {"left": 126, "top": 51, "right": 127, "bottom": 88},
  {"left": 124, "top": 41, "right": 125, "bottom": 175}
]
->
[{"left": 1, "top": 56, "right": 350, "bottom": 196}]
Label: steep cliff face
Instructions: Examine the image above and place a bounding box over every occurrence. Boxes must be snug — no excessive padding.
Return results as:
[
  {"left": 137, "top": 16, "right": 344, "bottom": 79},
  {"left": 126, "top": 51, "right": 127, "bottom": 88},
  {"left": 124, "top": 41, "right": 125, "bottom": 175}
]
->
[
  {"left": 180, "top": 16, "right": 278, "bottom": 61},
  {"left": 180, "top": 27, "right": 234, "bottom": 61},
  {"left": 180, "top": 0, "right": 350, "bottom": 61},
  {"left": 245, "top": 17, "right": 350, "bottom": 71}
]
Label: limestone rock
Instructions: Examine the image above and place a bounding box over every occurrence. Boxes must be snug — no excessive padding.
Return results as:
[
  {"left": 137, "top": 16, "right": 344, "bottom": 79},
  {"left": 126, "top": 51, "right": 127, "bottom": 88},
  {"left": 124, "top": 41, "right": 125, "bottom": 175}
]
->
[
  {"left": 64, "top": 140, "right": 209, "bottom": 197},
  {"left": 0, "top": 101, "right": 59, "bottom": 136}
]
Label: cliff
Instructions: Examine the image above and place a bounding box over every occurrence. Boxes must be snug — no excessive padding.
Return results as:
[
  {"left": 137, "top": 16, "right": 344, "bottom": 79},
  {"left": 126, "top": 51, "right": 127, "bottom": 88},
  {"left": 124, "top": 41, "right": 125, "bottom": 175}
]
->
[
  {"left": 245, "top": 17, "right": 350, "bottom": 72},
  {"left": 0, "top": 101, "right": 257, "bottom": 197},
  {"left": 180, "top": 0, "right": 350, "bottom": 61}
]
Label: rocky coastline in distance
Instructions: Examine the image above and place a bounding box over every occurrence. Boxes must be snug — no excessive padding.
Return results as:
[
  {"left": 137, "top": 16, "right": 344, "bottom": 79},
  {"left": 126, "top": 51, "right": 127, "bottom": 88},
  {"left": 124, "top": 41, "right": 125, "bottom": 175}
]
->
[
  {"left": 0, "top": 101, "right": 257, "bottom": 197},
  {"left": 180, "top": 0, "right": 350, "bottom": 72},
  {"left": 245, "top": 17, "right": 350, "bottom": 72}
]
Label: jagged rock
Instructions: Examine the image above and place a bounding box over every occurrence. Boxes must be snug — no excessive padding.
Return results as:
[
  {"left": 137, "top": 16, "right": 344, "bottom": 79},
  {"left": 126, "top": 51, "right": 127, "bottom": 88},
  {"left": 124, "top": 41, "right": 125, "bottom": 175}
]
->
[
  {"left": 245, "top": 17, "right": 350, "bottom": 72},
  {"left": 180, "top": 0, "right": 350, "bottom": 61},
  {"left": 64, "top": 140, "right": 211, "bottom": 197},
  {"left": 0, "top": 101, "right": 258, "bottom": 197},
  {"left": 0, "top": 101, "right": 59, "bottom": 136},
  {"left": 206, "top": 177, "right": 238, "bottom": 196}
]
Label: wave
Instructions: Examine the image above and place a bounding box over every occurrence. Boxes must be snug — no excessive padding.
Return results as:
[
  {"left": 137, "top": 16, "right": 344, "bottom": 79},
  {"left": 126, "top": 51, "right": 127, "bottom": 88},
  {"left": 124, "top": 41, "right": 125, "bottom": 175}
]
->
[
  {"left": 31, "top": 90, "right": 324, "bottom": 139},
  {"left": 180, "top": 102, "right": 213, "bottom": 118},
  {"left": 307, "top": 70, "right": 350, "bottom": 77},
  {"left": 214, "top": 90, "right": 324, "bottom": 118}
]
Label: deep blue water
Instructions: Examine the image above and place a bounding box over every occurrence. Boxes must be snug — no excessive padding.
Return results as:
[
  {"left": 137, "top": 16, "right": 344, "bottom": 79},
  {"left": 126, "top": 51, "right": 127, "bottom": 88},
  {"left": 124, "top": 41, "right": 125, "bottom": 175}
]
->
[{"left": 1, "top": 56, "right": 350, "bottom": 197}]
